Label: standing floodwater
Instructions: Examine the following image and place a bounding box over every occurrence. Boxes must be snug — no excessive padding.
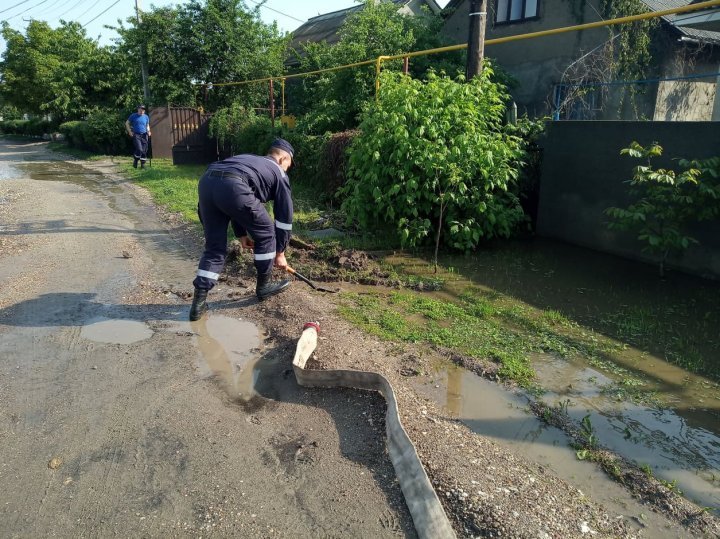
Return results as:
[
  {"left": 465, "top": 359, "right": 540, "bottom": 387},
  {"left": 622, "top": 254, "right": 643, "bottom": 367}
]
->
[{"left": 388, "top": 239, "right": 720, "bottom": 515}]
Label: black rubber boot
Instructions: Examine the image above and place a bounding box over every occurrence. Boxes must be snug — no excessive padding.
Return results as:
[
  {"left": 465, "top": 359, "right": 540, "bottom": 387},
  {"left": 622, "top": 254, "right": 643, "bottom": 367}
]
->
[
  {"left": 256, "top": 272, "right": 291, "bottom": 301},
  {"left": 189, "top": 288, "right": 208, "bottom": 321}
]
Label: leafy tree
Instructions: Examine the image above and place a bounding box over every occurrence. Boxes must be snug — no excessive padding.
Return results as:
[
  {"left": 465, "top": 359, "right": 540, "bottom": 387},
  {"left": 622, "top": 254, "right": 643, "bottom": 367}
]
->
[
  {"left": 291, "top": 1, "right": 453, "bottom": 134},
  {"left": 114, "top": 0, "right": 287, "bottom": 109},
  {"left": 0, "top": 21, "right": 125, "bottom": 121},
  {"left": 605, "top": 142, "right": 720, "bottom": 277},
  {"left": 341, "top": 70, "right": 526, "bottom": 263}
]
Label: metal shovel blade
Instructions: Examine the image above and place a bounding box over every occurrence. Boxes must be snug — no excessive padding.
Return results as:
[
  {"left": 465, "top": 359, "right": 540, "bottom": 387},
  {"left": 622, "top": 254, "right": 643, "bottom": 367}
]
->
[{"left": 286, "top": 266, "right": 339, "bottom": 293}]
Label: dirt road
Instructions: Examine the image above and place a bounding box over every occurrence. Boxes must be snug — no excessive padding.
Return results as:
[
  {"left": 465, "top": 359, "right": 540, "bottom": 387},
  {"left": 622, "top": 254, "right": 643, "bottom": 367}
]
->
[
  {"left": 3, "top": 139, "right": 718, "bottom": 539},
  {"left": 0, "top": 139, "right": 414, "bottom": 537}
]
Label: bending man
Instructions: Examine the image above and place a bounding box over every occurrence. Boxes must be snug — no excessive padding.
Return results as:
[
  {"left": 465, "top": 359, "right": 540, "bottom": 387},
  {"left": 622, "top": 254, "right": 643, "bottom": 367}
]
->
[
  {"left": 189, "top": 138, "right": 295, "bottom": 321},
  {"left": 125, "top": 104, "right": 151, "bottom": 169}
]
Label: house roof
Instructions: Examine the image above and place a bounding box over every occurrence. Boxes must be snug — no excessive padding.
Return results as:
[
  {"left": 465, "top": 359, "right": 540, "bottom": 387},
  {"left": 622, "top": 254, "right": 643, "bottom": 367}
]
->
[
  {"left": 288, "top": 0, "right": 442, "bottom": 55},
  {"left": 639, "top": 0, "right": 720, "bottom": 43}
]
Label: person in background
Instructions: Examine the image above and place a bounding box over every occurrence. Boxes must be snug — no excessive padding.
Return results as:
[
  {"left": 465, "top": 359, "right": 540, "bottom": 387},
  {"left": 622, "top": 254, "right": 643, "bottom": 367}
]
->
[
  {"left": 189, "top": 138, "right": 295, "bottom": 321},
  {"left": 125, "top": 105, "right": 151, "bottom": 169}
]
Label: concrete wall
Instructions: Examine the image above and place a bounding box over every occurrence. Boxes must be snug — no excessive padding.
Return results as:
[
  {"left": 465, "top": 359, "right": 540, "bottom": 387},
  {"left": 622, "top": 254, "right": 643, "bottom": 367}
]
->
[
  {"left": 441, "top": 1, "right": 720, "bottom": 120},
  {"left": 443, "top": 0, "right": 608, "bottom": 116},
  {"left": 536, "top": 121, "right": 720, "bottom": 278}
]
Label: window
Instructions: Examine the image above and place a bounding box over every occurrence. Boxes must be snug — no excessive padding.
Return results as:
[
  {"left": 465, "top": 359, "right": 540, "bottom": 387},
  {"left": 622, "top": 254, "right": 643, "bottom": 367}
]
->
[{"left": 496, "top": 0, "right": 539, "bottom": 24}]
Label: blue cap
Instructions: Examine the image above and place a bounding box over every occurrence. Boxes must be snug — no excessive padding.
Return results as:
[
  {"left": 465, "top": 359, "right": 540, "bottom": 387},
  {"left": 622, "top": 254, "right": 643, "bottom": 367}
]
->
[{"left": 269, "top": 138, "right": 294, "bottom": 162}]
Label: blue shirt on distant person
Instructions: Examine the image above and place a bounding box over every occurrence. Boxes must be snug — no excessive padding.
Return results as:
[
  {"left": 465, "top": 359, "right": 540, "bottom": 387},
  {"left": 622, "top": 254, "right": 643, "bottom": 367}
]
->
[{"left": 127, "top": 111, "right": 149, "bottom": 134}]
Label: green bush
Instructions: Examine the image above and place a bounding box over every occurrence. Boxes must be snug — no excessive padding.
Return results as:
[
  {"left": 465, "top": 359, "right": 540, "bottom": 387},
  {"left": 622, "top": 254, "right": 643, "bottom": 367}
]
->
[
  {"left": 282, "top": 128, "right": 327, "bottom": 191},
  {"left": 209, "top": 104, "right": 275, "bottom": 155},
  {"left": 85, "top": 109, "right": 129, "bottom": 154},
  {"left": 59, "top": 120, "right": 87, "bottom": 147},
  {"left": 59, "top": 109, "right": 130, "bottom": 155},
  {"left": 0, "top": 118, "right": 55, "bottom": 136},
  {"left": 341, "top": 70, "right": 526, "bottom": 255}
]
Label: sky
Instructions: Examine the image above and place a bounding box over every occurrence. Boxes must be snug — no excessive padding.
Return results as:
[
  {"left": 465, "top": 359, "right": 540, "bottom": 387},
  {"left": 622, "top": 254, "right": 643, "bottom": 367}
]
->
[{"left": 0, "top": 0, "right": 451, "bottom": 55}]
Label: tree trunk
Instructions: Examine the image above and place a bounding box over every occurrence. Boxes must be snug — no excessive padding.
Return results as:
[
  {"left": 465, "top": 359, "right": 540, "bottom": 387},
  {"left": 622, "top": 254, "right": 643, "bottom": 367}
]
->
[{"left": 434, "top": 201, "right": 445, "bottom": 274}]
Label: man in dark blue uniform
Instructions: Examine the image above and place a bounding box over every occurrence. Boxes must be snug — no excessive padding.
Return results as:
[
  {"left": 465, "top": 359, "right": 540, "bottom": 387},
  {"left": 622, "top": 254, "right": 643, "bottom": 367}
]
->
[
  {"left": 125, "top": 105, "right": 151, "bottom": 168},
  {"left": 189, "top": 138, "right": 295, "bottom": 321}
]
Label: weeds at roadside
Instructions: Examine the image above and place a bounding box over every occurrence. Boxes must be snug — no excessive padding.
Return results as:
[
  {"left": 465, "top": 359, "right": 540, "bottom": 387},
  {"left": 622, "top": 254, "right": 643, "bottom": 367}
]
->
[{"left": 601, "top": 305, "right": 720, "bottom": 380}]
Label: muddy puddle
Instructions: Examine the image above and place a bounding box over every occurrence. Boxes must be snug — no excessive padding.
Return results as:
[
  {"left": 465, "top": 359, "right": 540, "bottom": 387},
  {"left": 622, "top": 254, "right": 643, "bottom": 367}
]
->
[
  {"left": 417, "top": 365, "right": 709, "bottom": 534},
  {"left": 533, "top": 354, "right": 720, "bottom": 515},
  {"left": 390, "top": 240, "right": 720, "bottom": 515},
  {"left": 179, "top": 315, "right": 267, "bottom": 403},
  {"left": 81, "top": 318, "right": 154, "bottom": 344}
]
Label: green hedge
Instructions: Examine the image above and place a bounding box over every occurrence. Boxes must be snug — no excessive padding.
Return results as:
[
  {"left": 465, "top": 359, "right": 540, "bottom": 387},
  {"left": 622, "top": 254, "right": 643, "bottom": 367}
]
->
[
  {"left": 59, "top": 109, "right": 131, "bottom": 155},
  {"left": 0, "top": 118, "right": 56, "bottom": 137},
  {"left": 209, "top": 105, "right": 362, "bottom": 201}
]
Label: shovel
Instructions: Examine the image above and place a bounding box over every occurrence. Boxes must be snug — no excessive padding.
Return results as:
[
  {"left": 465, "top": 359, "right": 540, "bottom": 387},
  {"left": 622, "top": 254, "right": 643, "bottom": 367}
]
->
[{"left": 285, "top": 265, "right": 339, "bottom": 293}]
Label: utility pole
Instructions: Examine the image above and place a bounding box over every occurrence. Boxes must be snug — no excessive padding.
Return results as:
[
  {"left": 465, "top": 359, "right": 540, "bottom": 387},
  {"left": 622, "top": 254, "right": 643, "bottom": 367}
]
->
[
  {"left": 135, "top": 0, "right": 150, "bottom": 103},
  {"left": 466, "top": 0, "right": 488, "bottom": 81}
]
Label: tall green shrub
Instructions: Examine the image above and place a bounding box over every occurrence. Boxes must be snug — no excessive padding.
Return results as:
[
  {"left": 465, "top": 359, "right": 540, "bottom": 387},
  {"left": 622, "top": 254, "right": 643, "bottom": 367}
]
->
[
  {"left": 341, "top": 70, "right": 526, "bottom": 258},
  {"left": 58, "top": 109, "right": 129, "bottom": 154},
  {"left": 0, "top": 118, "right": 54, "bottom": 136},
  {"left": 208, "top": 104, "right": 275, "bottom": 155}
]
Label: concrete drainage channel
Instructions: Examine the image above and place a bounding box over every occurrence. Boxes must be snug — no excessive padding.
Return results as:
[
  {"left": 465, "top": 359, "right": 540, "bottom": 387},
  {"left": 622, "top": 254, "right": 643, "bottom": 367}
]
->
[{"left": 293, "top": 322, "right": 456, "bottom": 539}]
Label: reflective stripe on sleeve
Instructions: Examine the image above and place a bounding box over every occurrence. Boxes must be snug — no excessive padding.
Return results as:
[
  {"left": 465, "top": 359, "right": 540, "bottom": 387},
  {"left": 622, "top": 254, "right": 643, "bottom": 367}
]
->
[
  {"left": 254, "top": 251, "right": 277, "bottom": 261},
  {"left": 275, "top": 220, "right": 292, "bottom": 231},
  {"left": 196, "top": 269, "right": 220, "bottom": 280}
]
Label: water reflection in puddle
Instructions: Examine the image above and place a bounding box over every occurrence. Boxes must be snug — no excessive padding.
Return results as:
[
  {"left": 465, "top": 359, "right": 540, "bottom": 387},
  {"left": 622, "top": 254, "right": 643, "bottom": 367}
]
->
[
  {"left": 80, "top": 318, "right": 154, "bottom": 344},
  {"left": 188, "top": 315, "right": 263, "bottom": 402},
  {"left": 533, "top": 355, "right": 720, "bottom": 515},
  {"left": 420, "top": 368, "right": 674, "bottom": 534},
  {"left": 423, "top": 361, "right": 720, "bottom": 523}
]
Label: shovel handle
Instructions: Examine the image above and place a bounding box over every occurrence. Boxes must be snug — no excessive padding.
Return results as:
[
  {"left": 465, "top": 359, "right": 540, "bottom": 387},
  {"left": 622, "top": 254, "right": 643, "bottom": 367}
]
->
[{"left": 285, "top": 265, "right": 318, "bottom": 290}]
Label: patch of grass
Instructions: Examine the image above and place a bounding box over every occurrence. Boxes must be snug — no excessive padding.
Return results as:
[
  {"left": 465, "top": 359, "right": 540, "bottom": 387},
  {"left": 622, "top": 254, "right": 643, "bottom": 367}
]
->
[
  {"left": 117, "top": 158, "right": 205, "bottom": 224},
  {"left": 337, "top": 283, "right": 679, "bottom": 392},
  {"left": 601, "top": 305, "right": 720, "bottom": 381},
  {"left": 337, "top": 290, "right": 559, "bottom": 387}
]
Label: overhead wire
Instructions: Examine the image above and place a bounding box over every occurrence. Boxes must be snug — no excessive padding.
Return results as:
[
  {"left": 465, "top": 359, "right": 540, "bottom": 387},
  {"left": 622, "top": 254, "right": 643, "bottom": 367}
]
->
[
  {"left": 81, "top": 0, "right": 122, "bottom": 27},
  {"left": 0, "top": 0, "right": 33, "bottom": 16},
  {"left": 246, "top": 0, "right": 304, "bottom": 23},
  {"left": 19, "top": 0, "right": 64, "bottom": 19},
  {"left": 1, "top": 0, "right": 52, "bottom": 21},
  {"left": 53, "top": 0, "right": 93, "bottom": 20}
]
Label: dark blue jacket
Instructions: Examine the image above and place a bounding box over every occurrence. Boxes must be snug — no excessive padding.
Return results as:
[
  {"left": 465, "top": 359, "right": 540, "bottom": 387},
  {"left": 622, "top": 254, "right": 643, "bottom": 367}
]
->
[{"left": 208, "top": 154, "right": 293, "bottom": 252}]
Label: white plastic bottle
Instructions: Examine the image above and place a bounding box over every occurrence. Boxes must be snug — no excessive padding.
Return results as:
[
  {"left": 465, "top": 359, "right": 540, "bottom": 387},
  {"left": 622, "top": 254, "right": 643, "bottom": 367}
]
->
[{"left": 293, "top": 322, "right": 320, "bottom": 369}]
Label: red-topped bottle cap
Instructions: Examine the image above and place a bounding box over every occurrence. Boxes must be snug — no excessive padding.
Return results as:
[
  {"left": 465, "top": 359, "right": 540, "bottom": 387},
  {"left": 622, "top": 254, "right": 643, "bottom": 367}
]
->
[{"left": 303, "top": 322, "right": 320, "bottom": 333}]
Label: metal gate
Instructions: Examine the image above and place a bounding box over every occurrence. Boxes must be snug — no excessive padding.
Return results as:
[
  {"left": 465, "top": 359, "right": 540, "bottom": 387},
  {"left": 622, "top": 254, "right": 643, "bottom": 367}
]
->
[
  {"left": 170, "top": 107, "right": 215, "bottom": 164},
  {"left": 148, "top": 106, "right": 217, "bottom": 165}
]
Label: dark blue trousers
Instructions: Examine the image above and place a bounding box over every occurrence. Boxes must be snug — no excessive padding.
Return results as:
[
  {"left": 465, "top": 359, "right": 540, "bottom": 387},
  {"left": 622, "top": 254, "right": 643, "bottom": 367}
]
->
[
  {"left": 193, "top": 170, "right": 276, "bottom": 291},
  {"left": 132, "top": 133, "right": 148, "bottom": 162}
]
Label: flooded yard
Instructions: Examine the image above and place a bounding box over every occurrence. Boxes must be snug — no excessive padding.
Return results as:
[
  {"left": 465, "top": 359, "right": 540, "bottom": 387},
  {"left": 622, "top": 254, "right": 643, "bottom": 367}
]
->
[{"left": 341, "top": 238, "right": 720, "bottom": 515}]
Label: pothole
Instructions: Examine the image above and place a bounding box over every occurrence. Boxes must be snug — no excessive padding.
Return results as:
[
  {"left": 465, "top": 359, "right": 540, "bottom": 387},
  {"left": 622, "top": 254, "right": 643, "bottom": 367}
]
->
[{"left": 80, "top": 318, "right": 154, "bottom": 344}]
